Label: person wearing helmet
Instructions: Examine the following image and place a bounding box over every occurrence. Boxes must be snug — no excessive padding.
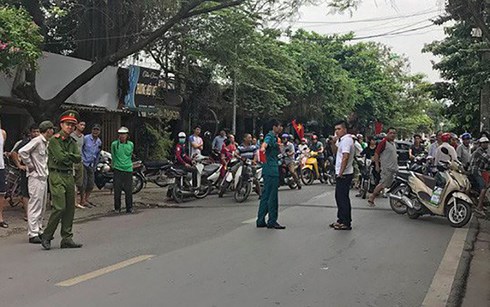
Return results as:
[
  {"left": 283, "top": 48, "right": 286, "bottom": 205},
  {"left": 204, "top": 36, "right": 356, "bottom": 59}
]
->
[
  {"left": 357, "top": 134, "right": 367, "bottom": 150},
  {"left": 41, "top": 111, "right": 83, "bottom": 250},
  {"left": 434, "top": 132, "right": 458, "bottom": 166},
  {"left": 111, "top": 126, "right": 134, "bottom": 214},
  {"left": 281, "top": 133, "right": 301, "bottom": 189},
  {"left": 469, "top": 137, "right": 490, "bottom": 217},
  {"left": 309, "top": 134, "right": 326, "bottom": 174},
  {"left": 457, "top": 133, "right": 472, "bottom": 168},
  {"left": 175, "top": 132, "right": 198, "bottom": 188}
]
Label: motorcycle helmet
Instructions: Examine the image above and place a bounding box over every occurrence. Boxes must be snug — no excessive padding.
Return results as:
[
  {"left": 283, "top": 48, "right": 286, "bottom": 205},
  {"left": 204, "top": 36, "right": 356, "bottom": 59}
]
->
[
  {"left": 461, "top": 132, "right": 472, "bottom": 140},
  {"left": 178, "top": 132, "right": 186, "bottom": 144},
  {"left": 441, "top": 132, "right": 451, "bottom": 143},
  {"left": 301, "top": 138, "right": 307, "bottom": 143},
  {"left": 281, "top": 133, "right": 289, "bottom": 139}
]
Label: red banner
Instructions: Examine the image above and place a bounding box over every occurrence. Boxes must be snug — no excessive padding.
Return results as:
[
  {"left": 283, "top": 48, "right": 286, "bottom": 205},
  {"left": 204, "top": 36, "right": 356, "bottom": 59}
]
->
[
  {"left": 292, "top": 119, "right": 305, "bottom": 139},
  {"left": 375, "top": 121, "right": 383, "bottom": 135}
]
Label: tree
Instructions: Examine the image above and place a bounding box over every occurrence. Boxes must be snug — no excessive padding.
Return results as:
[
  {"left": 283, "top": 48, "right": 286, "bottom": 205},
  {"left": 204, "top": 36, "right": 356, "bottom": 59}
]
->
[
  {"left": 9, "top": 0, "right": 321, "bottom": 122},
  {"left": 0, "top": 6, "right": 43, "bottom": 74}
]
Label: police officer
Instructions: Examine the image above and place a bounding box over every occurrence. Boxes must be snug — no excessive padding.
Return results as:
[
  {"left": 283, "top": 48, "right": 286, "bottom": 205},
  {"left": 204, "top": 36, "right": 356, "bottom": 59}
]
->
[
  {"left": 41, "top": 110, "right": 83, "bottom": 250},
  {"left": 256, "top": 119, "right": 286, "bottom": 229}
]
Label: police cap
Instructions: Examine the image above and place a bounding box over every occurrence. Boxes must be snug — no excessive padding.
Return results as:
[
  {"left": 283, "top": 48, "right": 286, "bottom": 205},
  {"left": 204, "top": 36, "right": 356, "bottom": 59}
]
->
[{"left": 59, "top": 110, "right": 80, "bottom": 124}]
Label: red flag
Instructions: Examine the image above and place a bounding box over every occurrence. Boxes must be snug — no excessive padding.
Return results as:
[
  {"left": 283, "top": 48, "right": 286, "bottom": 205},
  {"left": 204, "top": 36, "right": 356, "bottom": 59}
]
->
[
  {"left": 292, "top": 119, "right": 305, "bottom": 139},
  {"left": 375, "top": 121, "right": 383, "bottom": 135}
]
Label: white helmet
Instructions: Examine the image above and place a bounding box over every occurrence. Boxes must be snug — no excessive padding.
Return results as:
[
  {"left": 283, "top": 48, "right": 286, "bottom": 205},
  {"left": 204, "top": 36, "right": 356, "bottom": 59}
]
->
[
  {"left": 118, "top": 126, "right": 129, "bottom": 134},
  {"left": 178, "top": 132, "right": 186, "bottom": 138}
]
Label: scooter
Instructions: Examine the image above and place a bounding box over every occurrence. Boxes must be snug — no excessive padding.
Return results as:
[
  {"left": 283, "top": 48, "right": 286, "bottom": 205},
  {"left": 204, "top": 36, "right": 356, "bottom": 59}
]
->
[
  {"left": 94, "top": 150, "right": 145, "bottom": 194},
  {"left": 301, "top": 151, "right": 325, "bottom": 185},
  {"left": 387, "top": 147, "right": 474, "bottom": 228},
  {"left": 279, "top": 154, "right": 301, "bottom": 189},
  {"left": 166, "top": 157, "right": 222, "bottom": 203},
  {"left": 357, "top": 157, "right": 376, "bottom": 199}
]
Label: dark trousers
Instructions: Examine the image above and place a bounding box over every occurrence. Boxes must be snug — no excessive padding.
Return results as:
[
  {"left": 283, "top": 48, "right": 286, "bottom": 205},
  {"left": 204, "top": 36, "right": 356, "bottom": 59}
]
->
[
  {"left": 335, "top": 174, "right": 354, "bottom": 226},
  {"left": 114, "top": 169, "right": 133, "bottom": 212},
  {"left": 257, "top": 175, "right": 279, "bottom": 226}
]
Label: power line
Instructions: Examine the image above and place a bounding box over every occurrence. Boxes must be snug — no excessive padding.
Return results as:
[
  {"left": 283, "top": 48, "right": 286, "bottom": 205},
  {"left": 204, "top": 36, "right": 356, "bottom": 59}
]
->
[
  {"left": 351, "top": 24, "right": 437, "bottom": 40},
  {"left": 291, "top": 8, "right": 440, "bottom": 25}
]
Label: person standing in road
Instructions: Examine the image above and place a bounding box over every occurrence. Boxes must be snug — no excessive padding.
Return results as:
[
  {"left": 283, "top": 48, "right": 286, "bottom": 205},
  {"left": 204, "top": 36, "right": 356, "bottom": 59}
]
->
[
  {"left": 41, "top": 111, "right": 83, "bottom": 250},
  {"left": 457, "top": 133, "right": 472, "bottom": 168},
  {"left": 330, "top": 120, "right": 355, "bottom": 231},
  {"left": 212, "top": 130, "right": 227, "bottom": 153},
  {"left": 256, "top": 119, "right": 285, "bottom": 229},
  {"left": 111, "top": 127, "right": 134, "bottom": 214},
  {"left": 81, "top": 124, "right": 102, "bottom": 208},
  {"left": 409, "top": 134, "right": 425, "bottom": 160},
  {"left": 19, "top": 121, "right": 55, "bottom": 243},
  {"left": 71, "top": 121, "right": 86, "bottom": 209},
  {"left": 11, "top": 124, "right": 41, "bottom": 221},
  {"left": 368, "top": 127, "right": 399, "bottom": 207},
  {"left": 189, "top": 126, "right": 204, "bottom": 158},
  {"left": 0, "top": 128, "right": 8, "bottom": 228}
]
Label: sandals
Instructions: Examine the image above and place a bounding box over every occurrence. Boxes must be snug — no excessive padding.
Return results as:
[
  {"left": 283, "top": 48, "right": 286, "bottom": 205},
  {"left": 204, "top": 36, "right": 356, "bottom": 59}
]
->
[
  {"left": 329, "top": 222, "right": 341, "bottom": 228},
  {"left": 367, "top": 199, "right": 376, "bottom": 207},
  {"left": 334, "top": 223, "right": 352, "bottom": 231},
  {"left": 0, "top": 221, "right": 8, "bottom": 228}
]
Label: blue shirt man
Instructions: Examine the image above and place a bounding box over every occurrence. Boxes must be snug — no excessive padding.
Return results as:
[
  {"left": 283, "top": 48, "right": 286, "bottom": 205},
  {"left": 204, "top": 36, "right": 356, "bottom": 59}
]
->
[
  {"left": 82, "top": 126, "right": 102, "bottom": 168},
  {"left": 212, "top": 130, "right": 227, "bottom": 152}
]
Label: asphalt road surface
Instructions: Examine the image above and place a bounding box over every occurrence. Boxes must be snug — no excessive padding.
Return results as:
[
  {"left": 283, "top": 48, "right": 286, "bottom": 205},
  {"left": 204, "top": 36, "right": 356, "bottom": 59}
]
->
[{"left": 0, "top": 184, "right": 462, "bottom": 307}]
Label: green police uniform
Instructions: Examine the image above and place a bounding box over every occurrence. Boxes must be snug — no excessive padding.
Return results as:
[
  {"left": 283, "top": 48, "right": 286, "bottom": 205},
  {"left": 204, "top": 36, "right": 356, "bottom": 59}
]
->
[
  {"left": 257, "top": 131, "right": 280, "bottom": 227},
  {"left": 42, "top": 111, "right": 82, "bottom": 250}
]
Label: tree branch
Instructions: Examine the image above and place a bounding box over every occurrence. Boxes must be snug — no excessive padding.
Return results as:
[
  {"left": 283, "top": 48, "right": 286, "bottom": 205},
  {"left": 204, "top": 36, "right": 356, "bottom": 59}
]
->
[{"left": 184, "top": 0, "right": 245, "bottom": 18}]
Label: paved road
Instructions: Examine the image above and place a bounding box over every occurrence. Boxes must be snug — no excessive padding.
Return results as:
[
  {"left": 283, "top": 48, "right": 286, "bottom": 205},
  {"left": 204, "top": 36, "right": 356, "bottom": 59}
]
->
[{"left": 0, "top": 184, "right": 461, "bottom": 307}]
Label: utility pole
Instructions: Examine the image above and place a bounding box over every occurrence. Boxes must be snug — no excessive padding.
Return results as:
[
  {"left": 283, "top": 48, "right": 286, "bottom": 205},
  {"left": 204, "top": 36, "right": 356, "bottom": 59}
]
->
[{"left": 232, "top": 44, "right": 238, "bottom": 135}]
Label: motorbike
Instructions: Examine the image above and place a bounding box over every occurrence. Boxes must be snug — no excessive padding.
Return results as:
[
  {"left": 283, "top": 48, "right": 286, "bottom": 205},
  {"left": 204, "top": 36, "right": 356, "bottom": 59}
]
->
[
  {"left": 409, "top": 154, "right": 431, "bottom": 175},
  {"left": 356, "top": 157, "right": 376, "bottom": 199},
  {"left": 166, "top": 156, "right": 222, "bottom": 203},
  {"left": 218, "top": 158, "right": 241, "bottom": 198},
  {"left": 301, "top": 151, "right": 325, "bottom": 185},
  {"left": 279, "top": 154, "right": 301, "bottom": 189},
  {"left": 387, "top": 147, "right": 474, "bottom": 228},
  {"left": 94, "top": 150, "right": 145, "bottom": 195},
  {"left": 143, "top": 160, "right": 173, "bottom": 187}
]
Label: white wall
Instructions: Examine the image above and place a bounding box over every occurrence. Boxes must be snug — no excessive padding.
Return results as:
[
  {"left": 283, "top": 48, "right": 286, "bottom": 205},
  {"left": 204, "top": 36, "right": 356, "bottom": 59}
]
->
[{"left": 0, "top": 52, "right": 119, "bottom": 110}]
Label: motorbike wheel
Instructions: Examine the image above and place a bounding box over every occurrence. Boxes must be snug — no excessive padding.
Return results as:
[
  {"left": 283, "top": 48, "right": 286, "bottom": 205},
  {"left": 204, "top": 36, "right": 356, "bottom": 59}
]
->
[
  {"left": 446, "top": 199, "right": 472, "bottom": 228},
  {"left": 234, "top": 180, "right": 252, "bottom": 203},
  {"left": 194, "top": 185, "right": 211, "bottom": 199},
  {"left": 154, "top": 174, "right": 170, "bottom": 187},
  {"left": 219, "top": 181, "right": 230, "bottom": 198},
  {"left": 288, "top": 179, "right": 298, "bottom": 190},
  {"left": 301, "top": 169, "right": 314, "bottom": 185},
  {"left": 407, "top": 207, "right": 420, "bottom": 219},
  {"left": 361, "top": 179, "right": 369, "bottom": 199},
  {"left": 132, "top": 174, "right": 144, "bottom": 194},
  {"left": 172, "top": 184, "right": 184, "bottom": 203},
  {"left": 389, "top": 185, "right": 408, "bottom": 215}
]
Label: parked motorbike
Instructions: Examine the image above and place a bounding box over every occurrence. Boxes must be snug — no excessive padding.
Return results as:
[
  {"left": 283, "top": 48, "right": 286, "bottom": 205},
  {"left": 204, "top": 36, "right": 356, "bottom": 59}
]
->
[
  {"left": 94, "top": 150, "right": 145, "bottom": 194},
  {"left": 166, "top": 157, "right": 222, "bottom": 203},
  {"left": 301, "top": 151, "right": 325, "bottom": 185},
  {"left": 409, "top": 154, "right": 431, "bottom": 175},
  {"left": 143, "top": 160, "right": 172, "bottom": 187},
  {"left": 387, "top": 148, "right": 474, "bottom": 227},
  {"left": 218, "top": 158, "right": 241, "bottom": 198},
  {"left": 356, "top": 157, "right": 376, "bottom": 199}
]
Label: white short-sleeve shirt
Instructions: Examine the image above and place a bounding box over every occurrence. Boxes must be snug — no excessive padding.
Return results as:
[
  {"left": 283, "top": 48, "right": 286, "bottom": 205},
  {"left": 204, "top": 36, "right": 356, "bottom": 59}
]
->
[{"left": 335, "top": 134, "right": 354, "bottom": 175}]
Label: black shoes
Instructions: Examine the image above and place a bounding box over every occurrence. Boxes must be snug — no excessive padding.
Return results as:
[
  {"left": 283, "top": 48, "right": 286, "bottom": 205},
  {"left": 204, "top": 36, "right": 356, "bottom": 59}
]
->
[
  {"left": 267, "top": 223, "right": 286, "bottom": 230},
  {"left": 126, "top": 209, "right": 134, "bottom": 214},
  {"left": 41, "top": 235, "right": 51, "bottom": 250},
  {"left": 60, "top": 240, "right": 83, "bottom": 249},
  {"left": 29, "top": 236, "right": 42, "bottom": 244},
  {"left": 256, "top": 224, "right": 267, "bottom": 228}
]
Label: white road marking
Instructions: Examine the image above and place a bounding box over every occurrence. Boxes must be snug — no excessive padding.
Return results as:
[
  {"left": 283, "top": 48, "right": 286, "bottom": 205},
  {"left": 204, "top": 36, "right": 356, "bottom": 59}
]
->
[
  {"left": 242, "top": 217, "right": 256, "bottom": 224},
  {"left": 56, "top": 255, "right": 155, "bottom": 287},
  {"left": 421, "top": 227, "right": 469, "bottom": 306}
]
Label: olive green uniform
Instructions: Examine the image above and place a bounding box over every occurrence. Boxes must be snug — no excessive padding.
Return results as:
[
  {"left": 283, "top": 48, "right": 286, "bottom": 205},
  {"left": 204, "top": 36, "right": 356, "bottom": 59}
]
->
[
  {"left": 43, "top": 131, "right": 81, "bottom": 242},
  {"left": 256, "top": 131, "right": 280, "bottom": 226}
]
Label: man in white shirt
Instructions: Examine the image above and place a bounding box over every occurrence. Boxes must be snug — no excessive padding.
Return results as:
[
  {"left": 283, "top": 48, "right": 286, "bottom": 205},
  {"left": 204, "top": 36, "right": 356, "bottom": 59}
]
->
[
  {"left": 189, "top": 125, "right": 204, "bottom": 158},
  {"left": 19, "top": 121, "right": 55, "bottom": 243},
  {"left": 330, "top": 120, "right": 355, "bottom": 230},
  {"left": 434, "top": 133, "right": 458, "bottom": 165}
]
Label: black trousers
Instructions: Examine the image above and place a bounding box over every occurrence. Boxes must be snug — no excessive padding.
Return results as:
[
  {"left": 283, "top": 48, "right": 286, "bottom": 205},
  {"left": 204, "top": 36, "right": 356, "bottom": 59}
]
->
[
  {"left": 335, "top": 174, "right": 354, "bottom": 226},
  {"left": 114, "top": 169, "right": 133, "bottom": 212}
]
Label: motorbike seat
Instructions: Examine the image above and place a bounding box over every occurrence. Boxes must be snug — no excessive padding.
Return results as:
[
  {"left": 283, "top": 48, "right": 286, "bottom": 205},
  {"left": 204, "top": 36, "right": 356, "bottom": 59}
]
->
[
  {"left": 415, "top": 173, "right": 437, "bottom": 190},
  {"left": 169, "top": 167, "right": 187, "bottom": 177},
  {"left": 396, "top": 171, "right": 411, "bottom": 181},
  {"left": 144, "top": 160, "right": 170, "bottom": 169},
  {"left": 203, "top": 164, "right": 220, "bottom": 176}
]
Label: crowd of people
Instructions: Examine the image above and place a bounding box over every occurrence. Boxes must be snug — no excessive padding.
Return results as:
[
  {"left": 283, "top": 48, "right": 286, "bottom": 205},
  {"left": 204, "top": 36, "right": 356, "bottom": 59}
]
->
[{"left": 0, "top": 110, "right": 138, "bottom": 250}]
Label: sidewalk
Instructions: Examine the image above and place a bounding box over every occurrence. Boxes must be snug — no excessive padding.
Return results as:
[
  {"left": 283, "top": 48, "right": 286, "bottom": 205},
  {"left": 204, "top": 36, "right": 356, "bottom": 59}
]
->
[
  {"left": 461, "top": 215, "right": 490, "bottom": 306},
  {"left": 0, "top": 184, "right": 173, "bottom": 238}
]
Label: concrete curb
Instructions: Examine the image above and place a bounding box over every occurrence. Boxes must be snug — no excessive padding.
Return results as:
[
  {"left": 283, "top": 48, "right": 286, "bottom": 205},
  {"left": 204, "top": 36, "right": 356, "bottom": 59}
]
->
[{"left": 447, "top": 216, "right": 481, "bottom": 307}]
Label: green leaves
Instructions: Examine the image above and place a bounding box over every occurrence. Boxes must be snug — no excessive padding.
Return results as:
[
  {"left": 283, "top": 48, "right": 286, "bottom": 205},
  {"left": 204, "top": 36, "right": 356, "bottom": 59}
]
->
[{"left": 0, "top": 6, "right": 43, "bottom": 74}]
